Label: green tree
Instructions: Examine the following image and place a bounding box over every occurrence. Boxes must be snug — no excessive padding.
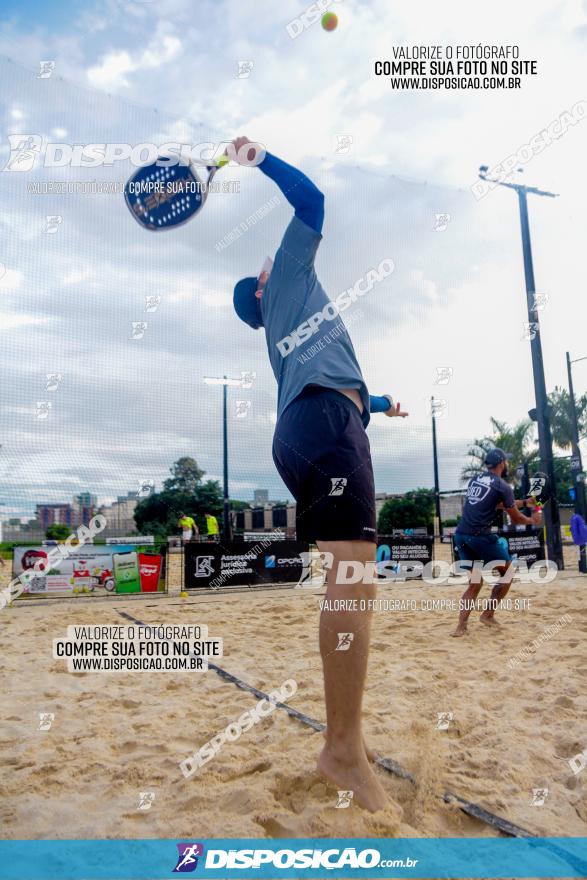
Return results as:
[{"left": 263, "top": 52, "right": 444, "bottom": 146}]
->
[
  {"left": 377, "top": 489, "right": 434, "bottom": 533},
  {"left": 461, "top": 418, "right": 536, "bottom": 486},
  {"left": 163, "top": 457, "right": 205, "bottom": 494},
  {"left": 45, "top": 523, "right": 73, "bottom": 540},
  {"left": 552, "top": 456, "right": 574, "bottom": 506},
  {"left": 134, "top": 457, "right": 223, "bottom": 539},
  {"left": 548, "top": 386, "right": 587, "bottom": 452}
]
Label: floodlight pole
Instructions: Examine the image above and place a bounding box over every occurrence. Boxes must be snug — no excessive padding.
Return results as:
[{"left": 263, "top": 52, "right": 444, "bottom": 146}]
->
[
  {"left": 431, "top": 397, "right": 442, "bottom": 537},
  {"left": 478, "top": 170, "right": 563, "bottom": 570},
  {"left": 204, "top": 374, "right": 244, "bottom": 541}
]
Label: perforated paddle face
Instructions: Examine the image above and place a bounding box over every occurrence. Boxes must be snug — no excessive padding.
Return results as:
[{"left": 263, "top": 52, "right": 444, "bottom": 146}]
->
[{"left": 124, "top": 161, "right": 207, "bottom": 230}]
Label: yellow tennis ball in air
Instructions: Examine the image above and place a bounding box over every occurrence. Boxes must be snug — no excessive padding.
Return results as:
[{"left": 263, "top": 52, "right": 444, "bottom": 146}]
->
[
  {"left": 180, "top": 591, "right": 189, "bottom": 599},
  {"left": 321, "top": 12, "right": 338, "bottom": 30},
  {"left": 216, "top": 154, "right": 230, "bottom": 168}
]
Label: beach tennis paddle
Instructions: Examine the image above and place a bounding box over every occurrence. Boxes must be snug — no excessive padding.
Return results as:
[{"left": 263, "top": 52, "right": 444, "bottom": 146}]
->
[
  {"left": 124, "top": 155, "right": 229, "bottom": 231},
  {"left": 528, "top": 471, "right": 551, "bottom": 510}
]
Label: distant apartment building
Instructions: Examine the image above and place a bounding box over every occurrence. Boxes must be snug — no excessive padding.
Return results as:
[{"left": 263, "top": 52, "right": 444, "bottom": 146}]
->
[
  {"left": 34, "top": 492, "right": 97, "bottom": 532},
  {"left": 97, "top": 491, "right": 138, "bottom": 536},
  {"left": 35, "top": 503, "right": 74, "bottom": 529},
  {"left": 72, "top": 492, "right": 97, "bottom": 527},
  {"left": 232, "top": 503, "right": 296, "bottom": 537},
  {"left": 253, "top": 489, "right": 269, "bottom": 505}
]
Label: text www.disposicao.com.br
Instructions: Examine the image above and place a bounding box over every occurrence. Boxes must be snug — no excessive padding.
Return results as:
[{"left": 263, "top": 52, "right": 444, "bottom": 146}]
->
[{"left": 70, "top": 657, "right": 202, "bottom": 671}]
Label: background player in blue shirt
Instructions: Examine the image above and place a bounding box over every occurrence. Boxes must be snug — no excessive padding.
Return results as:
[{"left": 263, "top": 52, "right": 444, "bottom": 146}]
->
[
  {"left": 232, "top": 136, "right": 407, "bottom": 813},
  {"left": 453, "top": 448, "right": 542, "bottom": 637}
]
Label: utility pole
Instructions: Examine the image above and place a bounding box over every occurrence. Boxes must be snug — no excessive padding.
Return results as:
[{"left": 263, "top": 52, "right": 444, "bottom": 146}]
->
[
  {"left": 566, "top": 351, "right": 587, "bottom": 573},
  {"left": 431, "top": 397, "right": 442, "bottom": 538},
  {"left": 478, "top": 168, "right": 564, "bottom": 570},
  {"left": 204, "top": 374, "right": 244, "bottom": 542},
  {"left": 222, "top": 377, "right": 229, "bottom": 542}
]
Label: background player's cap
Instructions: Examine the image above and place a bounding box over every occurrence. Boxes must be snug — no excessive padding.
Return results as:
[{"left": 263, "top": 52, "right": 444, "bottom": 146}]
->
[{"left": 484, "top": 447, "right": 513, "bottom": 467}]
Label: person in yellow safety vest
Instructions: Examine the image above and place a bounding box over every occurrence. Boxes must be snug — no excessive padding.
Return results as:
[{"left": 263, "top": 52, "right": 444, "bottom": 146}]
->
[
  {"left": 205, "top": 513, "right": 219, "bottom": 541},
  {"left": 178, "top": 513, "right": 198, "bottom": 543}
]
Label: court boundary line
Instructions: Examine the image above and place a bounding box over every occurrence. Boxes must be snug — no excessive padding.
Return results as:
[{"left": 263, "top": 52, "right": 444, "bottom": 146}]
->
[{"left": 116, "top": 608, "right": 535, "bottom": 837}]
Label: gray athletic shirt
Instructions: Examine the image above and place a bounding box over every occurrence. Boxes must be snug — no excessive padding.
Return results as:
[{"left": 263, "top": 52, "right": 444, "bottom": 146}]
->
[
  {"left": 261, "top": 215, "right": 370, "bottom": 426},
  {"left": 457, "top": 471, "right": 516, "bottom": 535}
]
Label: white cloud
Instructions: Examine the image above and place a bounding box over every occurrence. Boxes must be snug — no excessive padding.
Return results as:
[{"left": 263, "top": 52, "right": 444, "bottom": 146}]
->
[{"left": 87, "top": 32, "right": 182, "bottom": 91}]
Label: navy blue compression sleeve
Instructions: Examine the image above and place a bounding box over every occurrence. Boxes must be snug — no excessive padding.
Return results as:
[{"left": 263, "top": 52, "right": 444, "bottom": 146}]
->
[
  {"left": 370, "top": 395, "right": 393, "bottom": 414},
  {"left": 259, "top": 152, "right": 324, "bottom": 233}
]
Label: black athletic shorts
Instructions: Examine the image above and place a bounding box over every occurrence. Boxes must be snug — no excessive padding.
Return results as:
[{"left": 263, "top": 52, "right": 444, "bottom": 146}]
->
[{"left": 272, "top": 386, "right": 376, "bottom": 544}]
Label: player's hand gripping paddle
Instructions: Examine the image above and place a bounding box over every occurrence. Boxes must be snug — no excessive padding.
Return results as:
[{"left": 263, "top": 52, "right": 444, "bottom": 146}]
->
[{"left": 124, "top": 155, "right": 229, "bottom": 231}]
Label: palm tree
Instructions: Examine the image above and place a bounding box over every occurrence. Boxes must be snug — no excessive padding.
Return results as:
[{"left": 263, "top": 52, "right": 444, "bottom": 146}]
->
[
  {"left": 548, "top": 386, "right": 587, "bottom": 452},
  {"left": 461, "top": 418, "right": 537, "bottom": 486}
]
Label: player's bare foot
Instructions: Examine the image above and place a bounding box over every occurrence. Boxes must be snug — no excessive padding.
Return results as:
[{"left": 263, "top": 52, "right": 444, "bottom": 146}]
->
[
  {"left": 480, "top": 613, "right": 500, "bottom": 628},
  {"left": 323, "top": 729, "right": 378, "bottom": 762},
  {"left": 317, "top": 743, "right": 388, "bottom": 812},
  {"left": 451, "top": 625, "right": 468, "bottom": 637}
]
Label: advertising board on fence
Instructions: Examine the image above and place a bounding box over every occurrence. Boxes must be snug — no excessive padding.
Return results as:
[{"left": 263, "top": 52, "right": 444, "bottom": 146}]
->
[
  {"left": 12, "top": 545, "right": 164, "bottom": 596},
  {"left": 376, "top": 534, "right": 434, "bottom": 578},
  {"left": 184, "top": 541, "right": 309, "bottom": 589},
  {"left": 500, "top": 528, "right": 546, "bottom": 565}
]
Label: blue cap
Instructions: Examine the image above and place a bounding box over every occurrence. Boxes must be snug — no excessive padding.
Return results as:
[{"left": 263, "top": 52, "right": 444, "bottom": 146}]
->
[
  {"left": 485, "top": 448, "right": 513, "bottom": 468},
  {"left": 233, "top": 277, "right": 263, "bottom": 329}
]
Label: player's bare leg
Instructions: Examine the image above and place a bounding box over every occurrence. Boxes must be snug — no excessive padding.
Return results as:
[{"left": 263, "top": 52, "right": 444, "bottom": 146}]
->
[
  {"left": 480, "top": 562, "right": 515, "bottom": 627},
  {"left": 315, "top": 539, "right": 388, "bottom": 812},
  {"left": 452, "top": 564, "right": 484, "bottom": 637},
  {"left": 322, "top": 729, "right": 378, "bottom": 762}
]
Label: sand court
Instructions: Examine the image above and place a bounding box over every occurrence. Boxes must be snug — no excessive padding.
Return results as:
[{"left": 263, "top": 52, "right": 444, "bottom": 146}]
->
[{"left": 1, "top": 566, "right": 586, "bottom": 842}]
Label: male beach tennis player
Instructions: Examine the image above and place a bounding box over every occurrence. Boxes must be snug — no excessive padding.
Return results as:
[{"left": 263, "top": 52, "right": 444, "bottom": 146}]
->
[
  {"left": 452, "top": 448, "right": 542, "bottom": 637},
  {"left": 231, "top": 137, "right": 406, "bottom": 812},
  {"left": 178, "top": 512, "right": 198, "bottom": 544}
]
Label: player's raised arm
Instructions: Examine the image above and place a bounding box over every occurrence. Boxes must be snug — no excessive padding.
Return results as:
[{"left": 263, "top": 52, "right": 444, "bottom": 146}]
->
[
  {"left": 369, "top": 394, "right": 409, "bottom": 418},
  {"left": 230, "top": 137, "right": 324, "bottom": 233}
]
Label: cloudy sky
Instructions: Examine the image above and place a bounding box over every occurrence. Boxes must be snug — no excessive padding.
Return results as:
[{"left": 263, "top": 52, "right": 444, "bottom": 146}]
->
[{"left": 0, "top": 0, "right": 585, "bottom": 517}]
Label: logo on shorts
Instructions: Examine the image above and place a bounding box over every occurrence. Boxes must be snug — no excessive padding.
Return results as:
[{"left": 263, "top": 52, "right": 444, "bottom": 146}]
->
[
  {"left": 467, "top": 478, "right": 491, "bottom": 505},
  {"left": 194, "top": 556, "right": 214, "bottom": 577},
  {"left": 173, "top": 843, "right": 204, "bottom": 872},
  {"left": 329, "top": 477, "right": 347, "bottom": 496}
]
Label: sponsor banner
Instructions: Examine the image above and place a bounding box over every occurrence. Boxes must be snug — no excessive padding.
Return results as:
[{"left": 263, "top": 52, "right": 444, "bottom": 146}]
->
[
  {"left": 501, "top": 528, "right": 546, "bottom": 565},
  {"left": 184, "top": 541, "right": 309, "bottom": 589},
  {"left": 12, "top": 545, "right": 134, "bottom": 596},
  {"left": 376, "top": 534, "right": 434, "bottom": 578},
  {"left": 0, "top": 836, "right": 585, "bottom": 879},
  {"left": 113, "top": 551, "right": 141, "bottom": 594},
  {"left": 243, "top": 531, "right": 284, "bottom": 542},
  {"left": 258, "top": 542, "right": 308, "bottom": 585},
  {"left": 25, "top": 574, "right": 73, "bottom": 594},
  {"left": 106, "top": 536, "right": 155, "bottom": 545},
  {"left": 138, "top": 554, "right": 162, "bottom": 592}
]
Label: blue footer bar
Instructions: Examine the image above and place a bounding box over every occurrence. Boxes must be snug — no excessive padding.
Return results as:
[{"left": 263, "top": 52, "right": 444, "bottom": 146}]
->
[{"left": 1, "top": 838, "right": 587, "bottom": 879}]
